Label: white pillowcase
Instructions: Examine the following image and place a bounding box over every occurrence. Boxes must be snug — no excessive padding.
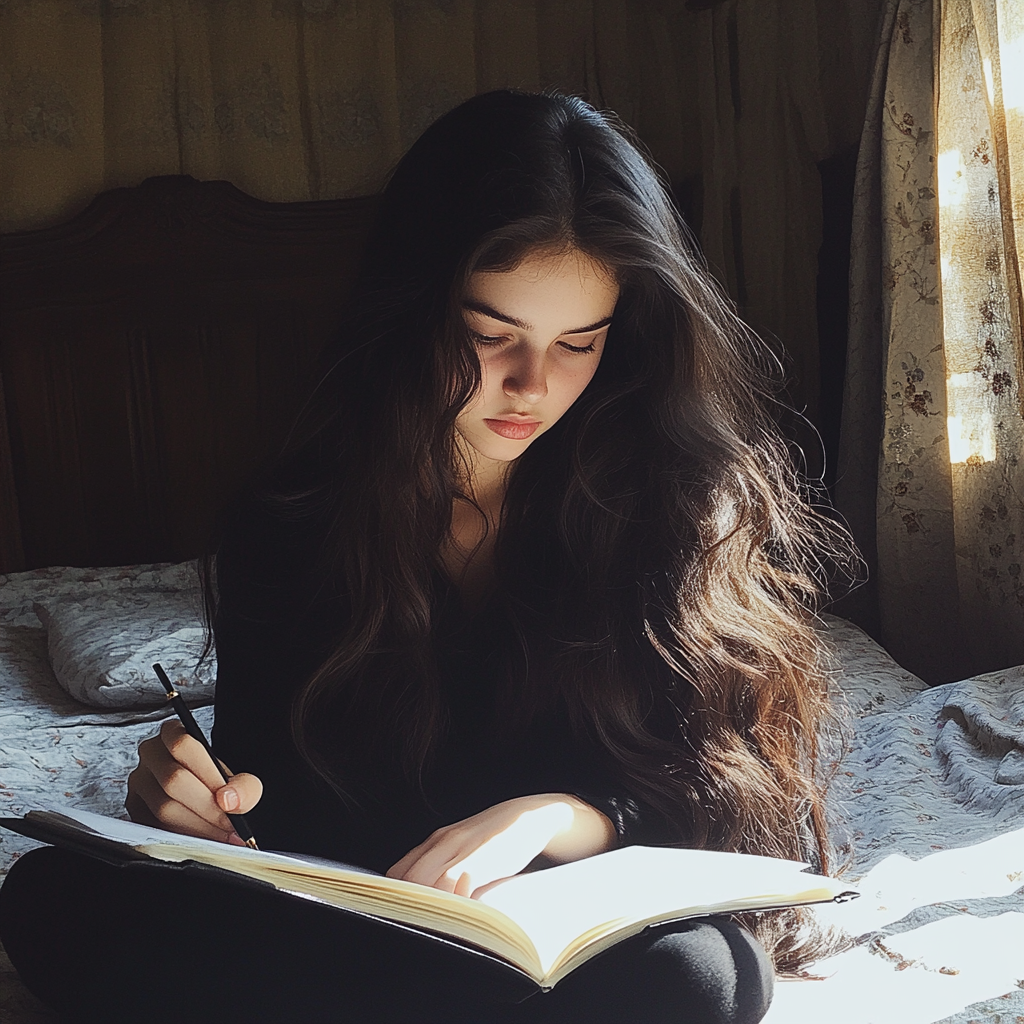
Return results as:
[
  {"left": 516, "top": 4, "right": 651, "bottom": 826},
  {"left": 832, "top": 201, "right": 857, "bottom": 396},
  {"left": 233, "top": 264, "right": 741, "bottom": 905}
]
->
[{"left": 32, "top": 590, "right": 216, "bottom": 708}]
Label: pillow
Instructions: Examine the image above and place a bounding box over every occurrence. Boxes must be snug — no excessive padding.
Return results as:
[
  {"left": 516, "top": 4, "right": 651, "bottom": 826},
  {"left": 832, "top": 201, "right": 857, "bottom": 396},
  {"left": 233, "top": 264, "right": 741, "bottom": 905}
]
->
[{"left": 32, "top": 590, "right": 217, "bottom": 708}]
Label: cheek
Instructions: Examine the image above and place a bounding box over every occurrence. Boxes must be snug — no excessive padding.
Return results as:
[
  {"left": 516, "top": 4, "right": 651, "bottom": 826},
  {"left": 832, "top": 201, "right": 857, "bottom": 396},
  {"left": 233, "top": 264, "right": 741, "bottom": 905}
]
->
[
  {"left": 555, "top": 360, "right": 601, "bottom": 408},
  {"left": 472, "top": 355, "right": 498, "bottom": 402},
  {"left": 459, "top": 353, "right": 498, "bottom": 414}
]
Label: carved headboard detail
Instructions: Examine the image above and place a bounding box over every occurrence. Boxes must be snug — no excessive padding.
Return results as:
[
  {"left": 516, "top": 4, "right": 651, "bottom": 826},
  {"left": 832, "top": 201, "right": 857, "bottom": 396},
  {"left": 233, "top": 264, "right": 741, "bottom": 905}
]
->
[{"left": 0, "top": 176, "right": 376, "bottom": 573}]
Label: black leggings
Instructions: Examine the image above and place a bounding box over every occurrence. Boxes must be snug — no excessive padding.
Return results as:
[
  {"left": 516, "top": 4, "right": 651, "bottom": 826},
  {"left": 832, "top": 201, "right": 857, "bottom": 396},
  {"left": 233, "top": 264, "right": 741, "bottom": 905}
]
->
[{"left": 0, "top": 847, "right": 773, "bottom": 1024}]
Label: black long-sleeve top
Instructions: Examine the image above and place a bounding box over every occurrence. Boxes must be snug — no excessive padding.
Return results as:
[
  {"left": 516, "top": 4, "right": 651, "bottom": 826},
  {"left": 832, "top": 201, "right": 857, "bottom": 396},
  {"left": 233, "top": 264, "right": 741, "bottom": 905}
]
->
[{"left": 210, "top": 497, "right": 676, "bottom": 873}]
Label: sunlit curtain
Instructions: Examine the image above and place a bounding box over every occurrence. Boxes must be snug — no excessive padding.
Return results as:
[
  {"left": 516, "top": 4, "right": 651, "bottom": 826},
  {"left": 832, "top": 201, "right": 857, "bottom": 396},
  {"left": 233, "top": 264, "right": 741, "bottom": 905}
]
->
[{"left": 837, "top": 0, "right": 1024, "bottom": 683}]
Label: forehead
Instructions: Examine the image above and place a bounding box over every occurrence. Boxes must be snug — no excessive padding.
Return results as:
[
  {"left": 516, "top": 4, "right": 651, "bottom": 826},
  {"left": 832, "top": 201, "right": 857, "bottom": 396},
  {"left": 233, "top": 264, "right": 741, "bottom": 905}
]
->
[{"left": 465, "top": 250, "right": 619, "bottom": 314}]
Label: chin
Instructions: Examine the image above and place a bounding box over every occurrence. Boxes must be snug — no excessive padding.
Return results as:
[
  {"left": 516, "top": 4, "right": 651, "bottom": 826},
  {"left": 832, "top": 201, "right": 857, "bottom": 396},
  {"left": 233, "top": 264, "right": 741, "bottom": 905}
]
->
[
  {"left": 481, "top": 439, "right": 531, "bottom": 462},
  {"left": 465, "top": 429, "right": 534, "bottom": 464}
]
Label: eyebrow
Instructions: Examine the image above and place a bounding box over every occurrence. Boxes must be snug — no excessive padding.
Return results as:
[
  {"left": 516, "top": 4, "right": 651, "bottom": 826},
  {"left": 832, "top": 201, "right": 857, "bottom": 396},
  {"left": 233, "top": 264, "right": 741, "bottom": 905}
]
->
[{"left": 462, "top": 300, "right": 613, "bottom": 335}]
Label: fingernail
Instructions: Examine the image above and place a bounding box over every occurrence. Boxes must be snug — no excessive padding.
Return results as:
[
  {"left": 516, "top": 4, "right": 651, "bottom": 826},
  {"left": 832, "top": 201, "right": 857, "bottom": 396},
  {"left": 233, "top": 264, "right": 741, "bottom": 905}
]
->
[
  {"left": 227, "top": 832, "right": 245, "bottom": 846},
  {"left": 221, "top": 787, "right": 239, "bottom": 811}
]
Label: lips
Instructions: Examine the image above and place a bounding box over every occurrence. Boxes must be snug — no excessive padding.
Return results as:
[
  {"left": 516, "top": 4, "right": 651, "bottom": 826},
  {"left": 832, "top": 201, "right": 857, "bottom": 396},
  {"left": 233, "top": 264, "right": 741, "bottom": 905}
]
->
[{"left": 484, "top": 418, "right": 540, "bottom": 440}]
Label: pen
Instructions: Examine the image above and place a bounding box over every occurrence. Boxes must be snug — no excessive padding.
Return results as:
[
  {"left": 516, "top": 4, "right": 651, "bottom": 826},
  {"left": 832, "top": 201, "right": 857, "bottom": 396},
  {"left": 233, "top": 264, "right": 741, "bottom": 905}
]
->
[{"left": 152, "top": 662, "right": 259, "bottom": 850}]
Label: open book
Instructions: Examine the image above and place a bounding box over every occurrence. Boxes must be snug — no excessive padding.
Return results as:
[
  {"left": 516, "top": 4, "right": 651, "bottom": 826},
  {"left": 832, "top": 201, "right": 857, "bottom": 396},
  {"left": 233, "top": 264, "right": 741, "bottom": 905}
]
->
[{"left": 1, "top": 807, "right": 858, "bottom": 990}]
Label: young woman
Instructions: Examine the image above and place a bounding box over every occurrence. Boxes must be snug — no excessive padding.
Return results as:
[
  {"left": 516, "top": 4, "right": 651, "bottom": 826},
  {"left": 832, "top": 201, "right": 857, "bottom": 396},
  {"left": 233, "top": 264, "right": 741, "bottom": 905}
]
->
[{"left": 0, "top": 90, "right": 851, "bottom": 1023}]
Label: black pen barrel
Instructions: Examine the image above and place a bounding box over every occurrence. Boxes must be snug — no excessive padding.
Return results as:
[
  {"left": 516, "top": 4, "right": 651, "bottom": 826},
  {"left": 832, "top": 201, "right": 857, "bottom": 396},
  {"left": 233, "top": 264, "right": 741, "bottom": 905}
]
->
[{"left": 151, "top": 663, "right": 259, "bottom": 849}]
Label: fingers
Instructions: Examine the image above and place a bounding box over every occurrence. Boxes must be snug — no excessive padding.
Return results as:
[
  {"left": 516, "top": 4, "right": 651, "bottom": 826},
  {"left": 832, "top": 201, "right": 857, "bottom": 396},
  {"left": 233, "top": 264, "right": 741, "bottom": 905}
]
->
[
  {"left": 149, "top": 754, "right": 231, "bottom": 832},
  {"left": 397, "top": 831, "right": 532, "bottom": 895},
  {"left": 387, "top": 801, "right": 573, "bottom": 895},
  {"left": 215, "top": 773, "right": 263, "bottom": 815},
  {"left": 470, "top": 875, "right": 516, "bottom": 900},
  {"left": 124, "top": 779, "right": 161, "bottom": 828},
  {"left": 386, "top": 847, "right": 423, "bottom": 881},
  {"left": 158, "top": 720, "right": 226, "bottom": 792},
  {"left": 440, "top": 824, "right": 543, "bottom": 894},
  {"left": 155, "top": 722, "right": 263, "bottom": 814},
  {"left": 386, "top": 828, "right": 484, "bottom": 890},
  {"left": 128, "top": 760, "right": 240, "bottom": 843},
  {"left": 397, "top": 827, "right": 504, "bottom": 892},
  {"left": 155, "top": 721, "right": 263, "bottom": 817},
  {"left": 124, "top": 721, "right": 262, "bottom": 844},
  {"left": 386, "top": 831, "right": 460, "bottom": 888}
]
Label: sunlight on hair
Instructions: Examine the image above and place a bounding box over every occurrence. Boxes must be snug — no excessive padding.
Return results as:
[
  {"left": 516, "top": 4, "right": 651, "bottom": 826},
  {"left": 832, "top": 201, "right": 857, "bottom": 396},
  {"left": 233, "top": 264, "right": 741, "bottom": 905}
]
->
[{"left": 937, "top": 149, "right": 968, "bottom": 208}]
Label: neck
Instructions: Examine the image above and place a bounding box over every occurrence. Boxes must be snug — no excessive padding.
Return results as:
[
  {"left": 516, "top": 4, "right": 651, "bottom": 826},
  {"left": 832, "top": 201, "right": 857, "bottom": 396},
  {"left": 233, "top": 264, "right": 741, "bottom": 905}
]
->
[
  {"left": 457, "top": 437, "right": 509, "bottom": 515},
  {"left": 442, "top": 439, "right": 512, "bottom": 605}
]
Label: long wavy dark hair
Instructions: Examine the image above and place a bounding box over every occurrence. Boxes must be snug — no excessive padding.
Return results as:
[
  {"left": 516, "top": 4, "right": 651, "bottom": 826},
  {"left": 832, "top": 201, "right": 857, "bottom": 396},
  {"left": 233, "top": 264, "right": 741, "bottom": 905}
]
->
[{"left": 207, "top": 90, "right": 857, "bottom": 972}]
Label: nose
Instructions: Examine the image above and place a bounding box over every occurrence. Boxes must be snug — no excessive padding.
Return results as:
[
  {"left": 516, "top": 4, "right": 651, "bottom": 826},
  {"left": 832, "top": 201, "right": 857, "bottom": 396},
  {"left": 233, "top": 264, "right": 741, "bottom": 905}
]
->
[{"left": 502, "top": 347, "right": 548, "bottom": 404}]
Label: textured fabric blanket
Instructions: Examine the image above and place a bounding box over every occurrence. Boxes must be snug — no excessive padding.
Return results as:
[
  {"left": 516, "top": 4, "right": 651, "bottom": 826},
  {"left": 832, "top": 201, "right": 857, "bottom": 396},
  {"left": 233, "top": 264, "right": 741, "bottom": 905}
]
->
[{"left": 764, "top": 624, "right": 1024, "bottom": 1023}]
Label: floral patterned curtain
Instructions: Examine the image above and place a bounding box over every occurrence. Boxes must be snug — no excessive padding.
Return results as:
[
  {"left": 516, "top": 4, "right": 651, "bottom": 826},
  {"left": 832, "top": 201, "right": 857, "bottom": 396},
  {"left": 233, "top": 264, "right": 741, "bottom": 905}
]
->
[{"left": 837, "top": 0, "right": 1024, "bottom": 683}]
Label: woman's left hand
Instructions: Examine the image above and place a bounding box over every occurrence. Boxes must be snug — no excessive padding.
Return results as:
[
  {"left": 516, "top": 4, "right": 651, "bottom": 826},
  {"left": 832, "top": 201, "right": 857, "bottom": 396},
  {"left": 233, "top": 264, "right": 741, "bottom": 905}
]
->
[{"left": 386, "top": 793, "right": 616, "bottom": 899}]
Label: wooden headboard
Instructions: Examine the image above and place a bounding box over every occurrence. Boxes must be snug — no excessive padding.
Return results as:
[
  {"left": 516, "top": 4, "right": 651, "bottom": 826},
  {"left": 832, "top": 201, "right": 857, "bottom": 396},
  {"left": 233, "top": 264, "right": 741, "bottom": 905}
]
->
[{"left": 0, "top": 176, "right": 377, "bottom": 574}]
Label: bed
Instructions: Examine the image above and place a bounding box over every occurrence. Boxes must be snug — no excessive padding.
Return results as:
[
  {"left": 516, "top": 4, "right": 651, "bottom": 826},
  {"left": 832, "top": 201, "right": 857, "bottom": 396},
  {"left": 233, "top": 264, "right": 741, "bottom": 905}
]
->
[{"left": 1, "top": 179, "right": 1022, "bottom": 1024}]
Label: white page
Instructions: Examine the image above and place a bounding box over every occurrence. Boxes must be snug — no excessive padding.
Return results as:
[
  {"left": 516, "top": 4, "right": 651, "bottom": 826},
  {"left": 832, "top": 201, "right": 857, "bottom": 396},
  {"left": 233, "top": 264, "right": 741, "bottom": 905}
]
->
[
  {"left": 479, "top": 846, "right": 835, "bottom": 976},
  {"left": 34, "top": 806, "right": 358, "bottom": 873},
  {"left": 40, "top": 805, "right": 221, "bottom": 847}
]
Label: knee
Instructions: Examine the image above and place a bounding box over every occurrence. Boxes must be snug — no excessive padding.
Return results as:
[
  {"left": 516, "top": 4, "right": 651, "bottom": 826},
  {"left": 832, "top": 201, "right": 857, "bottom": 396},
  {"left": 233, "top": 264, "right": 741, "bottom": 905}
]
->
[
  {"left": 641, "top": 919, "right": 774, "bottom": 1024},
  {"left": 0, "top": 847, "right": 73, "bottom": 1005},
  {"left": 0, "top": 846, "right": 66, "bottom": 944}
]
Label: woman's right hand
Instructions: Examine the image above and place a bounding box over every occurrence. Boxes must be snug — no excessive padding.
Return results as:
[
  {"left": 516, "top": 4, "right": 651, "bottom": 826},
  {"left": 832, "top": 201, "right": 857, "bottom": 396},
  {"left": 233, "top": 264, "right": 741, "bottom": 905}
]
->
[{"left": 125, "top": 720, "right": 263, "bottom": 845}]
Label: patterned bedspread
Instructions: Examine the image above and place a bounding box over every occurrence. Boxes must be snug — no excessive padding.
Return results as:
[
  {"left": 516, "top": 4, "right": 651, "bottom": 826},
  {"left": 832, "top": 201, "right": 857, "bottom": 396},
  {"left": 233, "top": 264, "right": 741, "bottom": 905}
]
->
[{"left": 1, "top": 565, "right": 1022, "bottom": 1023}]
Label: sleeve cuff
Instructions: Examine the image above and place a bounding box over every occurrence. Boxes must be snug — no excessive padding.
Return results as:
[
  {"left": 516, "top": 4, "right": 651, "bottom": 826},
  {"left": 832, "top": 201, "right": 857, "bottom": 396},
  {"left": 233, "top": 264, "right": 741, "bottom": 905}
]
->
[{"left": 571, "top": 792, "right": 665, "bottom": 847}]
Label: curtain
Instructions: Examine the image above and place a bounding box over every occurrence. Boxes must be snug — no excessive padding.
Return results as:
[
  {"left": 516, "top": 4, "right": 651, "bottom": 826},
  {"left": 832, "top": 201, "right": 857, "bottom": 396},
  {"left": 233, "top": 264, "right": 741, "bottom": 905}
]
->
[
  {"left": 0, "top": 0, "right": 704, "bottom": 233},
  {"left": 690, "top": 0, "right": 878, "bottom": 427},
  {"left": 837, "top": 0, "right": 1024, "bottom": 683}
]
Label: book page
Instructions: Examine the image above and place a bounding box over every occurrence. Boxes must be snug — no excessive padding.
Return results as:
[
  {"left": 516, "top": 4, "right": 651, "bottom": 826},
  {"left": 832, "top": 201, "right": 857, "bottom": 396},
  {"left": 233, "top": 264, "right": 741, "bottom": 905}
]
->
[
  {"left": 39, "top": 806, "right": 224, "bottom": 847},
  {"left": 265, "top": 850, "right": 381, "bottom": 875},
  {"left": 478, "top": 846, "right": 841, "bottom": 977},
  {"left": 32, "top": 807, "right": 382, "bottom": 877}
]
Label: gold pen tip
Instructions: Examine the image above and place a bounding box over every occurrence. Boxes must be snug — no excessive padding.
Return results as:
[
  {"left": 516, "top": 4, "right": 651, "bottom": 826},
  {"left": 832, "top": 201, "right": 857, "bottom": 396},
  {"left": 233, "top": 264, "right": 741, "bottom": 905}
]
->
[{"left": 245, "top": 838, "right": 259, "bottom": 850}]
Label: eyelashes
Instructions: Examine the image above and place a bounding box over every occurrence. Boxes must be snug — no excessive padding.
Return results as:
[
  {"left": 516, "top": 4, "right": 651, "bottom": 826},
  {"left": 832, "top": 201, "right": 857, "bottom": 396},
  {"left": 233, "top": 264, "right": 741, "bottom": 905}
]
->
[{"left": 468, "top": 331, "right": 597, "bottom": 355}]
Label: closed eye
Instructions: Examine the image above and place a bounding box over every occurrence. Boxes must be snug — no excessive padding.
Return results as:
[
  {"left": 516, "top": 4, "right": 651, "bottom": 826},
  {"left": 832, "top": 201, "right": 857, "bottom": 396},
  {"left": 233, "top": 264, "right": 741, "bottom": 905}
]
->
[{"left": 468, "top": 330, "right": 602, "bottom": 354}]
